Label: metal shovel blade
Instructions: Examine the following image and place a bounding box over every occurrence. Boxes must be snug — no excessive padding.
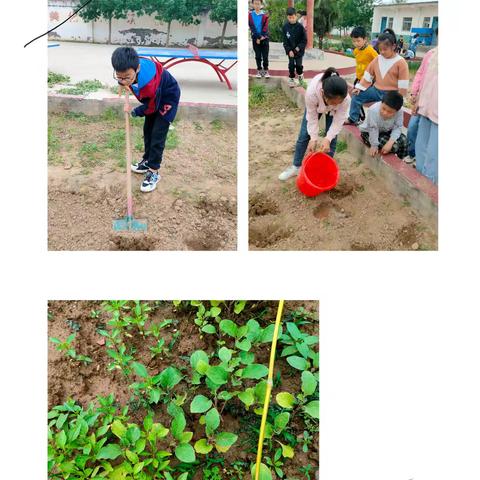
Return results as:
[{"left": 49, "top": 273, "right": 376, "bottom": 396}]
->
[{"left": 112, "top": 215, "right": 148, "bottom": 232}]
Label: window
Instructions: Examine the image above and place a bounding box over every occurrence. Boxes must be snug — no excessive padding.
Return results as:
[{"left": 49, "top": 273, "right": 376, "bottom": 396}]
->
[
  {"left": 402, "top": 17, "right": 413, "bottom": 31},
  {"left": 423, "top": 17, "right": 431, "bottom": 28},
  {"left": 388, "top": 17, "right": 394, "bottom": 29}
]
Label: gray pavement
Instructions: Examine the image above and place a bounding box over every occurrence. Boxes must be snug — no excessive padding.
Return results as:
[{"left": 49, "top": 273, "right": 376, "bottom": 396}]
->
[{"left": 48, "top": 42, "right": 237, "bottom": 106}]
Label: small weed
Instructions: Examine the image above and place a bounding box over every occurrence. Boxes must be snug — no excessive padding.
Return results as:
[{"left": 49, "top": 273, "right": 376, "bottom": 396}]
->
[
  {"left": 210, "top": 119, "right": 223, "bottom": 131},
  {"left": 49, "top": 334, "right": 92, "bottom": 365},
  {"left": 101, "top": 107, "right": 119, "bottom": 122},
  {"left": 48, "top": 71, "right": 70, "bottom": 87},
  {"left": 249, "top": 83, "right": 267, "bottom": 107},
  {"left": 194, "top": 121, "right": 204, "bottom": 131},
  {"left": 335, "top": 139, "right": 348, "bottom": 154},
  {"left": 166, "top": 124, "right": 179, "bottom": 150},
  {"left": 64, "top": 111, "right": 90, "bottom": 123}
]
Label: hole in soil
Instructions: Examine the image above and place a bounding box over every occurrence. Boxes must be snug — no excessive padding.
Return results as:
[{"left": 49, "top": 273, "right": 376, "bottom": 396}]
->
[
  {"left": 249, "top": 222, "right": 292, "bottom": 248},
  {"left": 313, "top": 202, "right": 331, "bottom": 220},
  {"left": 249, "top": 192, "right": 280, "bottom": 217},
  {"left": 395, "top": 222, "right": 419, "bottom": 248},
  {"left": 328, "top": 180, "right": 355, "bottom": 199},
  {"left": 184, "top": 231, "right": 223, "bottom": 251},
  {"left": 350, "top": 241, "right": 378, "bottom": 251},
  {"left": 109, "top": 234, "right": 156, "bottom": 251}
]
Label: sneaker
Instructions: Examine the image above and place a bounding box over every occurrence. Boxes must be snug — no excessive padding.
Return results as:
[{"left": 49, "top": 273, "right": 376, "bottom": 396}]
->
[
  {"left": 298, "top": 74, "right": 304, "bottom": 83},
  {"left": 404, "top": 155, "right": 415, "bottom": 165},
  {"left": 288, "top": 77, "right": 296, "bottom": 88},
  {"left": 256, "top": 70, "right": 262, "bottom": 78},
  {"left": 278, "top": 165, "right": 300, "bottom": 181},
  {"left": 131, "top": 158, "right": 149, "bottom": 173},
  {"left": 140, "top": 170, "right": 160, "bottom": 192},
  {"left": 344, "top": 118, "right": 360, "bottom": 126},
  {"left": 264, "top": 70, "right": 271, "bottom": 78}
]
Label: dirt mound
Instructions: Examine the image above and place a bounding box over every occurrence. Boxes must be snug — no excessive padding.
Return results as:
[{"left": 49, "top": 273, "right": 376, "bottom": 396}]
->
[
  {"left": 249, "top": 221, "right": 292, "bottom": 248},
  {"left": 395, "top": 222, "right": 420, "bottom": 249},
  {"left": 249, "top": 192, "right": 280, "bottom": 217},
  {"left": 109, "top": 234, "right": 157, "bottom": 251}
]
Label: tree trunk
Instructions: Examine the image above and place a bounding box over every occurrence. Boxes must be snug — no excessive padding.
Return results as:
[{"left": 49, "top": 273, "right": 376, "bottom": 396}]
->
[
  {"left": 288, "top": 0, "right": 294, "bottom": 6},
  {"left": 306, "top": 0, "right": 314, "bottom": 49},
  {"left": 167, "top": 21, "right": 171, "bottom": 47},
  {"left": 108, "top": 17, "right": 112, "bottom": 45},
  {"left": 220, "top": 20, "right": 228, "bottom": 48}
]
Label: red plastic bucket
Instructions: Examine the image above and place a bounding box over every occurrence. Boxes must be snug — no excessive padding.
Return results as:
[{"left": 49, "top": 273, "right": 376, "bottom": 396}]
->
[{"left": 296, "top": 152, "right": 340, "bottom": 197}]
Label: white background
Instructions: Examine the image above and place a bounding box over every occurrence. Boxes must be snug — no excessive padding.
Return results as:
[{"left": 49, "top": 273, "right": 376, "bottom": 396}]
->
[{"left": 2, "top": 1, "right": 480, "bottom": 479}]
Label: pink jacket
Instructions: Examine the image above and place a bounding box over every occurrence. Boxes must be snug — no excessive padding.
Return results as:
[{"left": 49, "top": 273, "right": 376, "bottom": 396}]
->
[
  {"left": 305, "top": 73, "right": 351, "bottom": 142},
  {"left": 411, "top": 48, "right": 434, "bottom": 96},
  {"left": 416, "top": 48, "right": 438, "bottom": 124}
]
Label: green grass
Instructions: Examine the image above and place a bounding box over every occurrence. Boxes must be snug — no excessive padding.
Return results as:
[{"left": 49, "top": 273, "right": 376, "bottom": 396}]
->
[
  {"left": 335, "top": 139, "right": 348, "bottom": 154},
  {"left": 210, "top": 119, "right": 223, "bottom": 131},
  {"left": 408, "top": 61, "right": 422, "bottom": 75},
  {"left": 48, "top": 71, "right": 70, "bottom": 87},
  {"left": 79, "top": 142, "right": 102, "bottom": 169},
  {"left": 48, "top": 126, "right": 61, "bottom": 164},
  {"left": 101, "top": 107, "right": 119, "bottom": 122},
  {"left": 58, "top": 79, "right": 104, "bottom": 96},
  {"left": 249, "top": 83, "right": 267, "bottom": 107},
  {"left": 166, "top": 124, "right": 179, "bottom": 150}
]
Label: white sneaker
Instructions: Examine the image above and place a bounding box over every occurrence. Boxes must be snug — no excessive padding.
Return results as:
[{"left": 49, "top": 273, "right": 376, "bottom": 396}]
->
[
  {"left": 404, "top": 155, "right": 415, "bottom": 165},
  {"left": 264, "top": 70, "right": 271, "bottom": 78},
  {"left": 298, "top": 74, "right": 304, "bottom": 83},
  {"left": 256, "top": 70, "right": 262, "bottom": 78},
  {"left": 278, "top": 165, "right": 300, "bottom": 181},
  {"left": 288, "top": 78, "right": 296, "bottom": 88}
]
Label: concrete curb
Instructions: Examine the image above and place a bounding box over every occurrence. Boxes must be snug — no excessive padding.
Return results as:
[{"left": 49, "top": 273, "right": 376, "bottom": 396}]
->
[
  {"left": 249, "top": 76, "right": 438, "bottom": 223},
  {"left": 48, "top": 93, "right": 237, "bottom": 124},
  {"left": 248, "top": 65, "right": 356, "bottom": 79}
]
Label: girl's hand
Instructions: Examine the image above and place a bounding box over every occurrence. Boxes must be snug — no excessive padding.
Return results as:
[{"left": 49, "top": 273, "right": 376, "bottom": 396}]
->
[
  {"left": 351, "top": 88, "right": 360, "bottom": 96},
  {"left": 318, "top": 138, "right": 331, "bottom": 153},
  {"left": 370, "top": 146, "right": 379, "bottom": 157},
  {"left": 306, "top": 139, "right": 318, "bottom": 154}
]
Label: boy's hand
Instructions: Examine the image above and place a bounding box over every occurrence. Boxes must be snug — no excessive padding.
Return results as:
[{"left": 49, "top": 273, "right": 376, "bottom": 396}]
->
[
  {"left": 381, "top": 140, "right": 394, "bottom": 155},
  {"left": 370, "top": 146, "right": 379, "bottom": 157},
  {"left": 289, "top": 51, "right": 295, "bottom": 57},
  {"left": 318, "top": 138, "right": 331, "bottom": 153},
  {"left": 124, "top": 103, "right": 132, "bottom": 113},
  {"left": 256, "top": 39, "right": 261, "bottom": 44},
  {"left": 306, "top": 139, "right": 318, "bottom": 154}
]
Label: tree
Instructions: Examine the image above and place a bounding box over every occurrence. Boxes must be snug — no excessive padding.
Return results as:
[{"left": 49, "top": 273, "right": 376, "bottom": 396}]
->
[
  {"left": 79, "top": 0, "right": 137, "bottom": 44},
  {"left": 142, "top": 0, "right": 211, "bottom": 46},
  {"left": 313, "top": 0, "right": 341, "bottom": 49},
  {"left": 337, "top": 0, "right": 375, "bottom": 33},
  {"left": 209, "top": 0, "right": 237, "bottom": 48}
]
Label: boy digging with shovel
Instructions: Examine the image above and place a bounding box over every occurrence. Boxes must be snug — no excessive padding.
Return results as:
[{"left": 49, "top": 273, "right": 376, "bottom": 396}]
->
[{"left": 111, "top": 47, "right": 181, "bottom": 192}]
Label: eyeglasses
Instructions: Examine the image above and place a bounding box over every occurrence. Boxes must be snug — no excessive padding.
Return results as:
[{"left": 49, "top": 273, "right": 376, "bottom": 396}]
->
[{"left": 113, "top": 70, "right": 133, "bottom": 82}]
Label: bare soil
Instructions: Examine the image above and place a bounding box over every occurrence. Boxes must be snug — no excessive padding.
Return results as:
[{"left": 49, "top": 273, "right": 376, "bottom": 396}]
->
[
  {"left": 249, "top": 89, "right": 437, "bottom": 251},
  {"left": 48, "top": 113, "right": 237, "bottom": 250},
  {"left": 48, "top": 300, "right": 319, "bottom": 479}
]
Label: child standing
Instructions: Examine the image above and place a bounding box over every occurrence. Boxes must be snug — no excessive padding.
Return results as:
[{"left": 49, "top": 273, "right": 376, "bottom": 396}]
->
[
  {"left": 111, "top": 47, "right": 181, "bottom": 193},
  {"left": 350, "top": 26, "right": 378, "bottom": 120},
  {"left": 278, "top": 68, "right": 350, "bottom": 180},
  {"left": 359, "top": 90, "right": 408, "bottom": 159},
  {"left": 249, "top": 0, "right": 270, "bottom": 78},
  {"left": 414, "top": 46, "right": 438, "bottom": 184},
  {"left": 347, "top": 29, "right": 409, "bottom": 125},
  {"left": 283, "top": 7, "right": 307, "bottom": 87}
]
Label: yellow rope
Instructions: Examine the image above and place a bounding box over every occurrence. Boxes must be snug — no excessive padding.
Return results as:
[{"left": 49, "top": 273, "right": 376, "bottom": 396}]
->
[{"left": 254, "top": 300, "right": 285, "bottom": 480}]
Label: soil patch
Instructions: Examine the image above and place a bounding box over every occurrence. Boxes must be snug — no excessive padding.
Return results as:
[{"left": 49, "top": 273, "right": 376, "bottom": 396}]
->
[
  {"left": 48, "top": 113, "right": 236, "bottom": 250},
  {"left": 249, "top": 87, "right": 437, "bottom": 251}
]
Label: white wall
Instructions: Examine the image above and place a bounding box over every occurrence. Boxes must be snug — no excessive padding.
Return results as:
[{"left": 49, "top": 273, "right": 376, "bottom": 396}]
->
[
  {"left": 372, "top": 3, "right": 438, "bottom": 37},
  {"left": 47, "top": 1, "right": 237, "bottom": 47}
]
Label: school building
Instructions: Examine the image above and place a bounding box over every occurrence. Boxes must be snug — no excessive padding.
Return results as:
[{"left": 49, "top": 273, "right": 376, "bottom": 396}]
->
[{"left": 372, "top": 0, "right": 438, "bottom": 45}]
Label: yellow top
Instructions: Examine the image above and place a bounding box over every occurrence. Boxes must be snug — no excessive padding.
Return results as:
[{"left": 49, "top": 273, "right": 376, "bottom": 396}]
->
[{"left": 354, "top": 44, "right": 378, "bottom": 81}]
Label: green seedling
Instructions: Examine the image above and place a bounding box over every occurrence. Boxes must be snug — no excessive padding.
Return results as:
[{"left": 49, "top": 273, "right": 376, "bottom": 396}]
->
[
  {"left": 265, "top": 448, "right": 285, "bottom": 478},
  {"left": 105, "top": 343, "right": 134, "bottom": 376},
  {"left": 276, "top": 371, "right": 319, "bottom": 420},
  {"left": 122, "top": 301, "right": 152, "bottom": 335},
  {"left": 299, "top": 464, "right": 314, "bottom": 479},
  {"left": 149, "top": 338, "right": 166, "bottom": 358},
  {"left": 49, "top": 334, "right": 92, "bottom": 365},
  {"left": 191, "top": 301, "right": 222, "bottom": 334},
  {"left": 300, "top": 430, "right": 314, "bottom": 453},
  {"left": 279, "top": 322, "right": 319, "bottom": 371},
  {"left": 130, "top": 363, "right": 183, "bottom": 406},
  {"left": 146, "top": 319, "right": 174, "bottom": 338}
]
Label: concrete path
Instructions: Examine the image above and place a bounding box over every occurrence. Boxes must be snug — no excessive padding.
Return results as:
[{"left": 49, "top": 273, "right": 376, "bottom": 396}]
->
[
  {"left": 48, "top": 42, "right": 237, "bottom": 106},
  {"left": 249, "top": 49, "right": 355, "bottom": 75}
]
